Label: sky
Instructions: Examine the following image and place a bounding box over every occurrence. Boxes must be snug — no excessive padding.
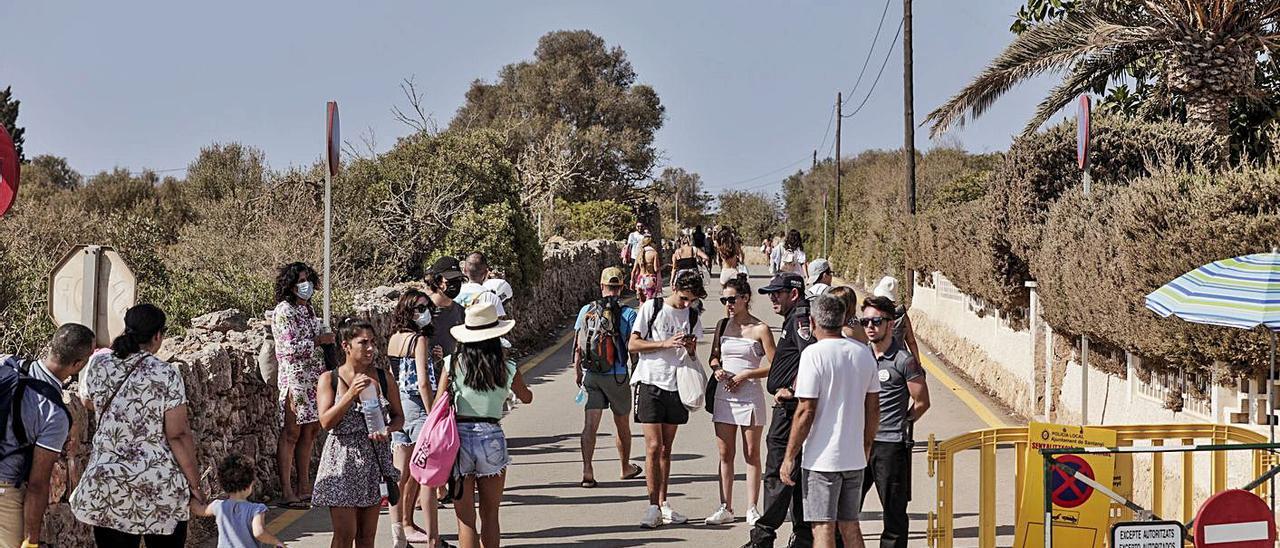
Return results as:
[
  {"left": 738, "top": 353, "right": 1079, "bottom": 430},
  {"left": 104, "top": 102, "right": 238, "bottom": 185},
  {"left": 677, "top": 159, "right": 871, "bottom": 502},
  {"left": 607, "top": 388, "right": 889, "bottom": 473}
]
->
[{"left": 2, "top": 0, "right": 1063, "bottom": 196}]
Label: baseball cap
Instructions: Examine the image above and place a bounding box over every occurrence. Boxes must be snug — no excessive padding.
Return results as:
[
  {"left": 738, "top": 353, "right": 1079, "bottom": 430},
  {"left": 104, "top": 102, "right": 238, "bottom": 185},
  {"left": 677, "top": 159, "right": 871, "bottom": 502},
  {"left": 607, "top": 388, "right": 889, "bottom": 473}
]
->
[
  {"left": 758, "top": 272, "right": 805, "bottom": 294},
  {"left": 428, "top": 256, "right": 465, "bottom": 280},
  {"left": 807, "top": 259, "right": 832, "bottom": 286},
  {"left": 600, "top": 266, "right": 626, "bottom": 286}
]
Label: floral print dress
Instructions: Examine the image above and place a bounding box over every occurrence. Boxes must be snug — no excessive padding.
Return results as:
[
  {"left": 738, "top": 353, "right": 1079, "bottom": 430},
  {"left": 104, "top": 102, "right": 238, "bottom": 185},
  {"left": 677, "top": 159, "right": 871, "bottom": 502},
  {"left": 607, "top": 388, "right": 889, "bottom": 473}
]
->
[
  {"left": 273, "top": 300, "right": 325, "bottom": 425},
  {"left": 71, "top": 351, "right": 190, "bottom": 535}
]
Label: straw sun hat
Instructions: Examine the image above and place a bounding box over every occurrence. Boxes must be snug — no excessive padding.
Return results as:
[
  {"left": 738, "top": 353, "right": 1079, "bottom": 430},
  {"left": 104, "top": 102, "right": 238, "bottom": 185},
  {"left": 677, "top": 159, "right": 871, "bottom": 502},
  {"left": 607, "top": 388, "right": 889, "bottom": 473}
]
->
[{"left": 450, "top": 301, "right": 515, "bottom": 344}]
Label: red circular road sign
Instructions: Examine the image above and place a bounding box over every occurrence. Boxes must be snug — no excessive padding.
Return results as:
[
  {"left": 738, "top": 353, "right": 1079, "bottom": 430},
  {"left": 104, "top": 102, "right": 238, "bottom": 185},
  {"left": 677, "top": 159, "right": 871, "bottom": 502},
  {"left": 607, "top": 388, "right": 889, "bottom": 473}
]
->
[
  {"left": 326, "top": 101, "right": 341, "bottom": 177},
  {"left": 1077, "top": 94, "right": 1091, "bottom": 171},
  {"left": 1193, "top": 489, "right": 1276, "bottom": 548},
  {"left": 1050, "top": 455, "right": 1094, "bottom": 509},
  {"left": 0, "top": 125, "right": 19, "bottom": 217}
]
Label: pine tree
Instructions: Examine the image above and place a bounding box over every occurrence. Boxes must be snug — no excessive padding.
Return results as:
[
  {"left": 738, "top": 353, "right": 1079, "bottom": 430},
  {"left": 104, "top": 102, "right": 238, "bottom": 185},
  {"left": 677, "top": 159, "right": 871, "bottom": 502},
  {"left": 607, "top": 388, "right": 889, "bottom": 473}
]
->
[{"left": 0, "top": 86, "right": 26, "bottom": 162}]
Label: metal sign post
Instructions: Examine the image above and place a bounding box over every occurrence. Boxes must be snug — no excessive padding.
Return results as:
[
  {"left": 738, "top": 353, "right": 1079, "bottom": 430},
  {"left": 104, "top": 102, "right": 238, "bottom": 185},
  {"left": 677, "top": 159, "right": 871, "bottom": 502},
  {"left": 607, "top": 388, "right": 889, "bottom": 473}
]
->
[
  {"left": 1078, "top": 94, "right": 1092, "bottom": 424},
  {"left": 324, "top": 101, "right": 340, "bottom": 327}
]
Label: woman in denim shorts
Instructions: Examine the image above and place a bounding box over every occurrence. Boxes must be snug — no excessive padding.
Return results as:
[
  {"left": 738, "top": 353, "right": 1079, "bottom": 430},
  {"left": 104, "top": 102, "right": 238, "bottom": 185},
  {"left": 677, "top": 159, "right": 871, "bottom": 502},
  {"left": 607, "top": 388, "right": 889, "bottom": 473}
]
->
[
  {"left": 438, "top": 302, "right": 533, "bottom": 548},
  {"left": 386, "top": 290, "right": 443, "bottom": 547}
]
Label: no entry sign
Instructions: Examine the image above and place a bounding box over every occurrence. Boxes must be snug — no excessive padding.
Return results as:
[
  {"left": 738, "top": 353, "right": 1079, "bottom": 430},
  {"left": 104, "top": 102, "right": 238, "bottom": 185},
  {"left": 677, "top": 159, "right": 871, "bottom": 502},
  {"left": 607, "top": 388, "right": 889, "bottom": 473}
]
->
[
  {"left": 0, "top": 125, "right": 19, "bottom": 217},
  {"left": 1193, "top": 489, "right": 1276, "bottom": 547},
  {"left": 326, "top": 101, "right": 340, "bottom": 177},
  {"left": 1077, "top": 94, "right": 1091, "bottom": 171}
]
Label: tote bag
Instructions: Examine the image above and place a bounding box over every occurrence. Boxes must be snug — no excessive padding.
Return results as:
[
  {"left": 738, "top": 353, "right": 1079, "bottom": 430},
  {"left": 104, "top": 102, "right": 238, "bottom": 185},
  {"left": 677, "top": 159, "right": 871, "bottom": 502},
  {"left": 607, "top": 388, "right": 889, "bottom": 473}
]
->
[{"left": 675, "top": 352, "right": 708, "bottom": 411}]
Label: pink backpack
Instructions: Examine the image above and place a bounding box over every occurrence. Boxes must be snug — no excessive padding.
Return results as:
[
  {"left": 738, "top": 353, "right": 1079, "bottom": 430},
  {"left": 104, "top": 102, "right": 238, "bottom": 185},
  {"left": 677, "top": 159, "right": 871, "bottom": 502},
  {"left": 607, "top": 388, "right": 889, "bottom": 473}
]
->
[{"left": 409, "top": 390, "right": 459, "bottom": 486}]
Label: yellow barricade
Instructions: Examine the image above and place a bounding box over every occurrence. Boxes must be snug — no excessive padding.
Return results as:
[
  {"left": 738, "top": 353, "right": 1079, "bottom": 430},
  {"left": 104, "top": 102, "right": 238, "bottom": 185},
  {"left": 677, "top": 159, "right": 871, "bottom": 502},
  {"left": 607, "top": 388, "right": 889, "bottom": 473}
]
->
[{"left": 925, "top": 424, "right": 1277, "bottom": 548}]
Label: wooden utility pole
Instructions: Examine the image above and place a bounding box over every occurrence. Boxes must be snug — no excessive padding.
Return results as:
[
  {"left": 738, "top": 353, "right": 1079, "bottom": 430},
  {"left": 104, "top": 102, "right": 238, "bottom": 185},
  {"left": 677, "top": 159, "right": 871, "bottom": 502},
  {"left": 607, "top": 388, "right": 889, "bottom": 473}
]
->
[
  {"left": 835, "top": 92, "right": 842, "bottom": 226},
  {"left": 812, "top": 149, "right": 817, "bottom": 170},
  {"left": 903, "top": 0, "right": 917, "bottom": 300}
]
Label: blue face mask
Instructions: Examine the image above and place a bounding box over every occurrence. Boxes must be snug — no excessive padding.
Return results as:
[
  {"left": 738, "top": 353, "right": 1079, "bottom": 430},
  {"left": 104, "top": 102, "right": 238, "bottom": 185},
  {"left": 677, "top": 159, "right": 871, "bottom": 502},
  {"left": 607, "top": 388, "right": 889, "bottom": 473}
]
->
[
  {"left": 295, "top": 281, "right": 316, "bottom": 301},
  {"left": 415, "top": 310, "right": 432, "bottom": 328}
]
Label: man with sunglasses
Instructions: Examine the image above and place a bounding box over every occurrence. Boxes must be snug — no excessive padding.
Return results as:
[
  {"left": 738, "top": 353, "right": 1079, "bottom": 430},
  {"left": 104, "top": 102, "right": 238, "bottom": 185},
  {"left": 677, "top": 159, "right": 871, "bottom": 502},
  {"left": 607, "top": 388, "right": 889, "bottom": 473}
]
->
[
  {"left": 858, "top": 296, "right": 931, "bottom": 548},
  {"left": 744, "top": 272, "right": 819, "bottom": 548}
]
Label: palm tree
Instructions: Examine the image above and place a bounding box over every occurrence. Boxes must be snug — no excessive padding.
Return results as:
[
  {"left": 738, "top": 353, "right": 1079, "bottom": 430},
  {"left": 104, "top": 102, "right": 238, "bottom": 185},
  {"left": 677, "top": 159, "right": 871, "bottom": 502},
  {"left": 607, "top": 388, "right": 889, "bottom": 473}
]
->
[{"left": 925, "top": 1, "right": 1280, "bottom": 139}]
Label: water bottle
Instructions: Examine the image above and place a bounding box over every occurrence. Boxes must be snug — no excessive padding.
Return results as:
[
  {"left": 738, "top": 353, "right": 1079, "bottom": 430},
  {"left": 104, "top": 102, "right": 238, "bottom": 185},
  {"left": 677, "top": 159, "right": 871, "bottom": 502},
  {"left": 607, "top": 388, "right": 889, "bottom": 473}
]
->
[
  {"left": 359, "top": 384, "right": 387, "bottom": 436},
  {"left": 574, "top": 386, "right": 587, "bottom": 406}
]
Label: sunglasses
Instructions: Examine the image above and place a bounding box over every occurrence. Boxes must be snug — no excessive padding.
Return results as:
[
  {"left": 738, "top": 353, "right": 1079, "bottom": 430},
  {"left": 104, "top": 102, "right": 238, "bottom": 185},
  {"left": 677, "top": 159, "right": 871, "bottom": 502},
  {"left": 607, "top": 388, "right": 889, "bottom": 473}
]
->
[
  {"left": 859, "top": 317, "right": 889, "bottom": 328},
  {"left": 413, "top": 304, "right": 431, "bottom": 313},
  {"left": 720, "top": 296, "right": 738, "bottom": 305}
]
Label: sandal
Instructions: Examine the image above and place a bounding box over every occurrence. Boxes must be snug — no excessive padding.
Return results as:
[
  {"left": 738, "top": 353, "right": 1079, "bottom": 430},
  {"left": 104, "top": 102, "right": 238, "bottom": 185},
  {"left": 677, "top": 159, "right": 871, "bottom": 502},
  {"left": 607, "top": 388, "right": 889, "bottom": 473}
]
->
[
  {"left": 581, "top": 478, "right": 598, "bottom": 488},
  {"left": 622, "top": 463, "right": 643, "bottom": 480}
]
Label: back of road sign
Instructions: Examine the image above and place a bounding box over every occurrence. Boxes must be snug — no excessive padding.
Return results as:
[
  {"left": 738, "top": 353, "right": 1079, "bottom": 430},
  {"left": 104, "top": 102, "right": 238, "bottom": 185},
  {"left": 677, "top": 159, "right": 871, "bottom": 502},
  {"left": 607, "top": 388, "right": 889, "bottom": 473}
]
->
[{"left": 48, "top": 245, "right": 136, "bottom": 347}]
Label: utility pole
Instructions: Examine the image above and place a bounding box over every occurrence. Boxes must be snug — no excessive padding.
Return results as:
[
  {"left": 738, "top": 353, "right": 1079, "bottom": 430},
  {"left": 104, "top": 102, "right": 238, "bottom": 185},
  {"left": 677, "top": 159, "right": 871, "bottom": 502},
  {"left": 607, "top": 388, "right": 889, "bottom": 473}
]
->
[
  {"left": 903, "top": 0, "right": 917, "bottom": 301},
  {"left": 835, "top": 92, "right": 842, "bottom": 227},
  {"left": 812, "top": 149, "right": 817, "bottom": 171}
]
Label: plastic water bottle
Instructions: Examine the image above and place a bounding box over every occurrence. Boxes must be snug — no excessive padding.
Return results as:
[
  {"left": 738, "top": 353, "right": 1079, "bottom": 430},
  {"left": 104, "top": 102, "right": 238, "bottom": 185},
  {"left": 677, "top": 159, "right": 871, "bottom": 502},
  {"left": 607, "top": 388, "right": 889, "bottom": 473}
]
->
[
  {"left": 574, "top": 386, "right": 587, "bottom": 406},
  {"left": 359, "top": 384, "right": 387, "bottom": 436}
]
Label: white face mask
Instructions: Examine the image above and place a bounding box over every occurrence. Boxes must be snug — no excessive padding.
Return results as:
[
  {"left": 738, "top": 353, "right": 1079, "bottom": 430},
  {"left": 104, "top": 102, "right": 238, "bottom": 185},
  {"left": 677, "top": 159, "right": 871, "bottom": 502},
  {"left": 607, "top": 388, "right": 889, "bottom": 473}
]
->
[
  {"left": 415, "top": 310, "right": 432, "bottom": 328},
  {"left": 295, "top": 281, "right": 315, "bottom": 301}
]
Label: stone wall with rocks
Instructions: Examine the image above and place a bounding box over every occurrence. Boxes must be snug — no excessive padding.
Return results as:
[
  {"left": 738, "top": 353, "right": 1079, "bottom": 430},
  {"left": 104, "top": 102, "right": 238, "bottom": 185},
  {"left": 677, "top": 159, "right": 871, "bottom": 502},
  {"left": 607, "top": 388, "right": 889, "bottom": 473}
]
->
[{"left": 43, "top": 239, "right": 623, "bottom": 547}]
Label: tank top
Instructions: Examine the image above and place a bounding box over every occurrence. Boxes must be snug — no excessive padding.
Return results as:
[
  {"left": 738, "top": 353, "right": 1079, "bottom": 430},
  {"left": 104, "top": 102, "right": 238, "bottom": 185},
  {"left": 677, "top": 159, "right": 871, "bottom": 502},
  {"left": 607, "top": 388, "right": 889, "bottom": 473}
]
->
[
  {"left": 674, "top": 248, "right": 699, "bottom": 271},
  {"left": 446, "top": 357, "right": 517, "bottom": 419},
  {"left": 715, "top": 336, "right": 766, "bottom": 403},
  {"left": 387, "top": 333, "right": 434, "bottom": 395}
]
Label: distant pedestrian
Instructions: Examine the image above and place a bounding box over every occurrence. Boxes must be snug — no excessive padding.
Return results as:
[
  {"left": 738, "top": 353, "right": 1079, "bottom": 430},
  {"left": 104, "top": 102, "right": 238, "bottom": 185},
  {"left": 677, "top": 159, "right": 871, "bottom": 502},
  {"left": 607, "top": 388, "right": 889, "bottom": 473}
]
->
[
  {"left": 387, "top": 290, "right": 442, "bottom": 548},
  {"left": 777, "top": 230, "right": 808, "bottom": 278},
  {"left": 705, "top": 274, "right": 775, "bottom": 526},
  {"left": 271, "top": 262, "right": 333, "bottom": 509},
  {"left": 73, "top": 304, "right": 206, "bottom": 548},
  {"left": 426, "top": 256, "right": 468, "bottom": 379},
  {"left": 314, "top": 318, "right": 405, "bottom": 548},
  {"left": 743, "top": 272, "right": 814, "bottom": 548},
  {"left": 0, "top": 323, "right": 94, "bottom": 548},
  {"left": 806, "top": 259, "right": 834, "bottom": 300},
  {"left": 630, "top": 273, "right": 707, "bottom": 528},
  {"left": 827, "top": 287, "right": 869, "bottom": 345},
  {"left": 781, "top": 294, "right": 881, "bottom": 548},
  {"left": 438, "top": 302, "right": 533, "bottom": 548},
  {"left": 190, "top": 454, "right": 285, "bottom": 548},
  {"left": 639, "top": 236, "right": 662, "bottom": 295},
  {"left": 626, "top": 222, "right": 647, "bottom": 289},
  {"left": 637, "top": 262, "right": 661, "bottom": 304},
  {"left": 871, "top": 277, "right": 921, "bottom": 362},
  {"left": 692, "top": 225, "right": 707, "bottom": 253},
  {"left": 705, "top": 225, "right": 720, "bottom": 273},
  {"left": 670, "top": 234, "right": 709, "bottom": 291},
  {"left": 574, "top": 267, "right": 643, "bottom": 489},
  {"left": 859, "top": 296, "right": 930, "bottom": 548},
  {"left": 717, "top": 227, "right": 747, "bottom": 288},
  {"left": 457, "top": 253, "right": 507, "bottom": 317},
  {"left": 768, "top": 233, "right": 785, "bottom": 274}
]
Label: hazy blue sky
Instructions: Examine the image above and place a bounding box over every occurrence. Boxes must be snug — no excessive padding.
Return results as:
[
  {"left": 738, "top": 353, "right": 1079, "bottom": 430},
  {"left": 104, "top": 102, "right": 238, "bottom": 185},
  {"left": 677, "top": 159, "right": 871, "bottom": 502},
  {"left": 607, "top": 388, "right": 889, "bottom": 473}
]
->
[{"left": 4, "top": 0, "right": 1061, "bottom": 195}]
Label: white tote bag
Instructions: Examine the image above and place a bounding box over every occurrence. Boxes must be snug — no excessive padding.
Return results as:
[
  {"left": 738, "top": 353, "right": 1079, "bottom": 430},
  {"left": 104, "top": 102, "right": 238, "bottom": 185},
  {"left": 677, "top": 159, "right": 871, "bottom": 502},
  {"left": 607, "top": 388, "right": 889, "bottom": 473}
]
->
[{"left": 675, "top": 351, "right": 708, "bottom": 411}]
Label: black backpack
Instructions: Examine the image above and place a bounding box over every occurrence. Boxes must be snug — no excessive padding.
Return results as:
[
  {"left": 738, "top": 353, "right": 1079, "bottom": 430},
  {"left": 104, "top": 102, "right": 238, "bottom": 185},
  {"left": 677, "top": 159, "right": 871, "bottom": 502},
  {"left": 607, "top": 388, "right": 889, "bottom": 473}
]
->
[{"left": 0, "top": 356, "right": 71, "bottom": 486}]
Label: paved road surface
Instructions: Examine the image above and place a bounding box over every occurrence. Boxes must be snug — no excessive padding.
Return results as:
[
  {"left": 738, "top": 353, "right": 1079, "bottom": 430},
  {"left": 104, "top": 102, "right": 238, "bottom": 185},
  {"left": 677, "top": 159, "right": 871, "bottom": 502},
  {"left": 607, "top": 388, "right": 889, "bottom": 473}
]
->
[{"left": 264, "top": 266, "right": 1020, "bottom": 547}]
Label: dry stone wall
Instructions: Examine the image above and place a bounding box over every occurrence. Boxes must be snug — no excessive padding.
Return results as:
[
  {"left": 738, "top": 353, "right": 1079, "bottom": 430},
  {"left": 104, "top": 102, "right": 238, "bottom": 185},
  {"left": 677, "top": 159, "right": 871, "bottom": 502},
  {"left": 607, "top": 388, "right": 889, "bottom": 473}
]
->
[{"left": 42, "top": 239, "right": 622, "bottom": 547}]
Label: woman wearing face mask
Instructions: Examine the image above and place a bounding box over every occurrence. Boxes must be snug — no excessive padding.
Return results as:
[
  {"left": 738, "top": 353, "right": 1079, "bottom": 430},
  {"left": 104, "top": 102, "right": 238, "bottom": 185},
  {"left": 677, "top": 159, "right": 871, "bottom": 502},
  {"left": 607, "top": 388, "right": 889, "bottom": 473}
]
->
[
  {"left": 386, "top": 290, "right": 446, "bottom": 548},
  {"left": 271, "top": 262, "right": 334, "bottom": 509},
  {"left": 315, "top": 318, "right": 405, "bottom": 548}
]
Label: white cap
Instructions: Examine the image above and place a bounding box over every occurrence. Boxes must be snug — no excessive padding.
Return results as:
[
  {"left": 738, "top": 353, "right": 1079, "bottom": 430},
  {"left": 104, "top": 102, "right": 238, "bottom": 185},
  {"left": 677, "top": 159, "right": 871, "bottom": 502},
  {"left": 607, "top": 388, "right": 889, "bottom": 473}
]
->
[
  {"left": 873, "top": 276, "right": 899, "bottom": 302},
  {"left": 483, "top": 278, "right": 514, "bottom": 303},
  {"left": 807, "top": 258, "right": 832, "bottom": 286}
]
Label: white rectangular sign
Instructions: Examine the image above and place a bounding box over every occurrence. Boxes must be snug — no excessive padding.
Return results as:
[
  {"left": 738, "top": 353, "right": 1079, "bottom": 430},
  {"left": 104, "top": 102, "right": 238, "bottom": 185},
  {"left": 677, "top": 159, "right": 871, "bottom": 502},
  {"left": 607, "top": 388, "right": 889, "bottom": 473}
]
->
[{"left": 1111, "top": 521, "right": 1184, "bottom": 548}]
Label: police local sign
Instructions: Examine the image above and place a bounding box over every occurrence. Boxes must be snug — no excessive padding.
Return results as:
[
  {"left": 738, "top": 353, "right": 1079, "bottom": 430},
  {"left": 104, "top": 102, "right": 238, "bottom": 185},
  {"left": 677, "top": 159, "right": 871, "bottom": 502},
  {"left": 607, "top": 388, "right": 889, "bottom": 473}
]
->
[{"left": 1111, "top": 521, "right": 1184, "bottom": 548}]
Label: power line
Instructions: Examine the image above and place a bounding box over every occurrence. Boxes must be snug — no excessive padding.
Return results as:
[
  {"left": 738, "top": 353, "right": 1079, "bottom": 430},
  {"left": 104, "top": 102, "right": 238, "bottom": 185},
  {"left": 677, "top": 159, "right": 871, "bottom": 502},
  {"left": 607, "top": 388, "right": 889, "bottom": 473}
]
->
[
  {"left": 815, "top": 102, "right": 837, "bottom": 156},
  {"left": 843, "top": 0, "right": 895, "bottom": 106},
  {"left": 843, "top": 17, "right": 905, "bottom": 119},
  {"left": 709, "top": 154, "right": 811, "bottom": 193}
]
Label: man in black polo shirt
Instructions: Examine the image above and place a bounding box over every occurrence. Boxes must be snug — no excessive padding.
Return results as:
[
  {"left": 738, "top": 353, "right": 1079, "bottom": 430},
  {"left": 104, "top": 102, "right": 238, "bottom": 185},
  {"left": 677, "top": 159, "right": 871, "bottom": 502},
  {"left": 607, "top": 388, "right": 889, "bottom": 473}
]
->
[{"left": 745, "top": 272, "right": 817, "bottom": 548}]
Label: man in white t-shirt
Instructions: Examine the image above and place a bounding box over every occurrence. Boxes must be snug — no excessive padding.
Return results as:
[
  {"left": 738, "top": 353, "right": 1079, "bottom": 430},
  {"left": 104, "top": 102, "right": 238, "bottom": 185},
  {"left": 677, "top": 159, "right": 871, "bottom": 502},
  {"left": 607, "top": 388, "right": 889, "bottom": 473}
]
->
[
  {"left": 781, "top": 294, "right": 880, "bottom": 548},
  {"left": 456, "top": 252, "right": 506, "bottom": 317},
  {"left": 629, "top": 272, "right": 707, "bottom": 528},
  {"left": 626, "top": 222, "right": 647, "bottom": 289}
]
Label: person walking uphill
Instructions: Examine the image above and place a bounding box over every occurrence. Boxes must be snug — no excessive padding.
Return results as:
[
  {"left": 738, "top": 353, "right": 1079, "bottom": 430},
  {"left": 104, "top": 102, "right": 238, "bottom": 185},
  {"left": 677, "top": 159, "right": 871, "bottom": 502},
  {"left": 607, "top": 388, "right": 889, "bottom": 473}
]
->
[
  {"left": 272, "top": 262, "right": 334, "bottom": 510},
  {"left": 574, "top": 267, "right": 643, "bottom": 489},
  {"left": 438, "top": 302, "right": 534, "bottom": 548},
  {"left": 859, "top": 296, "right": 930, "bottom": 548},
  {"left": 781, "top": 295, "right": 881, "bottom": 548},
  {"left": 0, "top": 323, "right": 94, "bottom": 548},
  {"left": 743, "top": 272, "right": 816, "bottom": 548},
  {"left": 72, "top": 304, "right": 206, "bottom": 548},
  {"left": 314, "top": 319, "right": 405, "bottom": 548},
  {"left": 630, "top": 273, "right": 707, "bottom": 528}
]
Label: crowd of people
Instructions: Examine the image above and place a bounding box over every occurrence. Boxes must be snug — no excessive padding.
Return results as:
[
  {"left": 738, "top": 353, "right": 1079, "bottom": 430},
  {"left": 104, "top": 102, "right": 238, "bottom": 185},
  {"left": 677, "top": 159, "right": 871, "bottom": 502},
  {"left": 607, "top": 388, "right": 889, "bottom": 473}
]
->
[{"left": 0, "top": 223, "right": 930, "bottom": 548}]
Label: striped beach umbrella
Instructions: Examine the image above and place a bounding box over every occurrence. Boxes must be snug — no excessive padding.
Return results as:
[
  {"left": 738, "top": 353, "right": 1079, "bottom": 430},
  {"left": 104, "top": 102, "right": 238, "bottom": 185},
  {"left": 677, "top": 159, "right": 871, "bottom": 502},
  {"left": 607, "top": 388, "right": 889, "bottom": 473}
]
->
[{"left": 1145, "top": 251, "right": 1280, "bottom": 331}]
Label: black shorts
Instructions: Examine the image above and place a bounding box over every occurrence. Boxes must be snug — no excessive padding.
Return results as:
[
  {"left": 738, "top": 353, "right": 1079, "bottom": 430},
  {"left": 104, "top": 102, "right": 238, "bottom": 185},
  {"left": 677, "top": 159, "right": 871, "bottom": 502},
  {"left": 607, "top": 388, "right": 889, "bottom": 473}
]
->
[{"left": 633, "top": 383, "right": 689, "bottom": 425}]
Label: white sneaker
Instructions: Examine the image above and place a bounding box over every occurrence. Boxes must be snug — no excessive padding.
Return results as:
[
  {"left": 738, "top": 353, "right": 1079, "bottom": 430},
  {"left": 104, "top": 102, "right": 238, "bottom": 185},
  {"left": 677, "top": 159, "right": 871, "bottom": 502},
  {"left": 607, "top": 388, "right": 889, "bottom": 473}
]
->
[
  {"left": 641, "top": 504, "right": 662, "bottom": 528},
  {"left": 661, "top": 502, "right": 688, "bottom": 525},
  {"left": 746, "top": 506, "right": 762, "bottom": 526},
  {"left": 705, "top": 504, "right": 735, "bottom": 525}
]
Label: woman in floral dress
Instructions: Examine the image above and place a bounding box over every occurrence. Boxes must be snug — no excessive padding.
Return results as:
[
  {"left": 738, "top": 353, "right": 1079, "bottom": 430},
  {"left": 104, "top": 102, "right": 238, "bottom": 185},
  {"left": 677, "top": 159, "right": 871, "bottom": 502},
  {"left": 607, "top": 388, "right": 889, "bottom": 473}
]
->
[
  {"left": 71, "top": 304, "right": 205, "bottom": 548},
  {"left": 272, "top": 262, "right": 334, "bottom": 508}
]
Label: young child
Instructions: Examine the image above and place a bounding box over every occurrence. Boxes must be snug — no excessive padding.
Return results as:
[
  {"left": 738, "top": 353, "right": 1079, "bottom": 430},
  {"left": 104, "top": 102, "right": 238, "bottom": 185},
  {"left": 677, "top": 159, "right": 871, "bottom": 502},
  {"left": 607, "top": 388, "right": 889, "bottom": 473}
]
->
[
  {"left": 192, "top": 454, "right": 286, "bottom": 548},
  {"left": 636, "top": 263, "right": 659, "bottom": 303}
]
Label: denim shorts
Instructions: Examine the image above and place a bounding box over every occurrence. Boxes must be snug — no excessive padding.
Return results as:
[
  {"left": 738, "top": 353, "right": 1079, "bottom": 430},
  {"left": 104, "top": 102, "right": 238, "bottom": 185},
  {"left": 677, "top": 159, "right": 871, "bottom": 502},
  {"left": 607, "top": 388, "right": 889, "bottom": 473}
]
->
[
  {"left": 392, "top": 391, "right": 428, "bottom": 447},
  {"left": 457, "top": 422, "right": 509, "bottom": 478}
]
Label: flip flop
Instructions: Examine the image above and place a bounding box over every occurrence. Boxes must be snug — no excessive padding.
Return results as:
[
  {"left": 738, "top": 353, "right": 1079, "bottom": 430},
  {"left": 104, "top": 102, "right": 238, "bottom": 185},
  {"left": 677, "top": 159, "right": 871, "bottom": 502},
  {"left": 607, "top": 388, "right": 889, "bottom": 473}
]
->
[
  {"left": 622, "top": 463, "right": 643, "bottom": 480},
  {"left": 581, "top": 478, "right": 598, "bottom": 488}
]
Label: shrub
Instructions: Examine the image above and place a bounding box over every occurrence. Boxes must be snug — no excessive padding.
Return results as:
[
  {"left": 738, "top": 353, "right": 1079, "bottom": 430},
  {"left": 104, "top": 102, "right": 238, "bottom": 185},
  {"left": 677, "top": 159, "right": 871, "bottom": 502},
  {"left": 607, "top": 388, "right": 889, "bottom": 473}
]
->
[{"left": 549, "top": 198, "right": 635, "bottom": 241}]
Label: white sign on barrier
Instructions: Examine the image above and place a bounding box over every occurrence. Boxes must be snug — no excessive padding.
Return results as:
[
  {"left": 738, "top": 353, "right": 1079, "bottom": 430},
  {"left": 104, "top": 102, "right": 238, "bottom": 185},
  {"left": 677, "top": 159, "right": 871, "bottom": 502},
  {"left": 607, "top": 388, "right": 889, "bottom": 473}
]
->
[{"left": 1111, "top": 521, "right": 1184, "bottom": 548}]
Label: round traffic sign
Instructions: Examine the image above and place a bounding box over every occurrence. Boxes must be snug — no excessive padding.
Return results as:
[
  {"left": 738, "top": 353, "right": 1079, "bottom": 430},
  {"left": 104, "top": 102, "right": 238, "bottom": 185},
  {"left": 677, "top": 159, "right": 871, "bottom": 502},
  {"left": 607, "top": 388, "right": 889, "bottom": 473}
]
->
[
  {"left": 326, "top": 101, "right": 341, "bottom": 177},
  {"left": 1193, "top": 489, "right": 1275, "bottom": 547},
  {"left": 1050, "top": 455, "right": 1094, "bottom": 509},
  {"left": 0, "top": 125, "right": 19, "bottom": 217},
  {"left": 1077, "top": 94, "right": 1091, "bottom": 171}
]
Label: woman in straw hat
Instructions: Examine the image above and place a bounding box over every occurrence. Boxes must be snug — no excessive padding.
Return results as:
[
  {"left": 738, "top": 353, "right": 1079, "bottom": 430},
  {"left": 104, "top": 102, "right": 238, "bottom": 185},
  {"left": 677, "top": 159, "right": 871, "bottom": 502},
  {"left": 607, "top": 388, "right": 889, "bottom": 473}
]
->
[{"left": 438, "top": 302, "right": 533, "bottom": 548}]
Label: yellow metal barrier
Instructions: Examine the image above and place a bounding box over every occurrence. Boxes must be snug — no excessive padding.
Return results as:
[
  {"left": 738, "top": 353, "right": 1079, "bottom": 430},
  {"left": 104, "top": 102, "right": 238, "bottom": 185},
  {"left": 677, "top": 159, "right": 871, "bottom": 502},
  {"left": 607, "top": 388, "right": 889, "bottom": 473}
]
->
[{"left": 925, "top": 424, "right": 1276, "bottom": 548}]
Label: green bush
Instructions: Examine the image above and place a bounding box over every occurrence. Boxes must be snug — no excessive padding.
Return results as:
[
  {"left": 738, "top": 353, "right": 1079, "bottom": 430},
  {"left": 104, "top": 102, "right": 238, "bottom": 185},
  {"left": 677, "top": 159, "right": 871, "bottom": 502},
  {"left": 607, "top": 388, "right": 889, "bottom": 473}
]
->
[
  {"left": 435, "top": 200, "right": 542, "bottom": 291},
  {"left": 549, "top": 198, "right": 635, "bottom": 241}
]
